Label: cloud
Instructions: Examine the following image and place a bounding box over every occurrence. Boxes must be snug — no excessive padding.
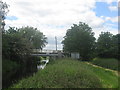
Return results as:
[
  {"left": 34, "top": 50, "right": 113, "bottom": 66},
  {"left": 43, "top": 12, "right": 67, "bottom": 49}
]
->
[
  {"left": 100, "top": 16, "right": 118, "bottom": 23},
  {"left": 4, "top": 0, "right": 118, "bottom": 50},
  {"left": 109, "top": 6, "right": 118, "bottom": 11},
  {"left": 105, "top": 16, "right": 118, "bottom": 23}
]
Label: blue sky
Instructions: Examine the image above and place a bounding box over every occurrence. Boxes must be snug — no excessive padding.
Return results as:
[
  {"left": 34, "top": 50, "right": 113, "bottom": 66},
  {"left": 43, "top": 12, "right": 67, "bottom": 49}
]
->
[
  {"left": 94, "top": 2, "right": 118, "bottom": 29},
  {"left": 4, "top": 0, "right": 118, "bottom": 50},
  {"left": 6, "top": 16, "right": 18, "bottom": 20},
  {"left": 94, "top": 2, "right": 117, "bottom": 17}
]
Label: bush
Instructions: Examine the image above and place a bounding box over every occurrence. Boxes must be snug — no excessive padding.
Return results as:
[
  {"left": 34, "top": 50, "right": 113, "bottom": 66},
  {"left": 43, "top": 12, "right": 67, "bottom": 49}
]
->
[
  {"left": 2, "top": 59, "right": 19, "bottom": 88},
  {"left": 2, "top": 59, "right": 19, "bottom": 76}
]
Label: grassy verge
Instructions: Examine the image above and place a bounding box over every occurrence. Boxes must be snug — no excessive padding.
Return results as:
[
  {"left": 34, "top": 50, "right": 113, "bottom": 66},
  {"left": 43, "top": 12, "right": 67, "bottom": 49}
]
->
[
  {"left": 11, "top": 58, "right": 118, "bottom": 88},
  {"left": 91, "top": 58, "right": 119, "bottom": 70},
  {"left": 85, "top": 62, "right": 118, "bottom": 88}
]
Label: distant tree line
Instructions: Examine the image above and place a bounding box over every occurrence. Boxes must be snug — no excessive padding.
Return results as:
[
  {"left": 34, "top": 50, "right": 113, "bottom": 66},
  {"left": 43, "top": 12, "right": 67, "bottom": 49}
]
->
[{"left": 62, "top": 22, "right": 119, "bottom": 61}]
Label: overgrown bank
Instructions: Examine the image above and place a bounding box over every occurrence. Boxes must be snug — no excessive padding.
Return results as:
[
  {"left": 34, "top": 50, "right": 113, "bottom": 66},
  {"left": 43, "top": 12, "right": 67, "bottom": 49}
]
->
[{"left": 11, "top": 58, "right": 118, "bottom": 88}]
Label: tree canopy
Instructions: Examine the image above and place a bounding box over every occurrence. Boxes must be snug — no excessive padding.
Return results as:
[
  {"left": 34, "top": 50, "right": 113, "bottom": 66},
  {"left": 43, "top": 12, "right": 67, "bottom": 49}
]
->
[
  {"left": 0, "top": 1, "right": 9, "bottom": 31},
  {"left": 2, "top": 26, "right": 47, "bottom": 63},
  {"left": 62, "top": 22, "right": 96, "bottom": 60},
  {"left": 18, "top": 26, "right": 47, "bottom": 49},
  {"left": 96, "top": 32, "right": 119, "bottom": 59}
]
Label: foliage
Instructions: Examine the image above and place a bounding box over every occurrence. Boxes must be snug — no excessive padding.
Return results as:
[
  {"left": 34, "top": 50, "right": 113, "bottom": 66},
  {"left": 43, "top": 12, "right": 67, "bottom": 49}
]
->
[
  {"left": 96, "top": 32, "right": 118, "bottom": 58},
  {"left": 3, "top": 27, "right": 32, "bottom": 63},
  {"left": 114, "top": 34, "right": 120, "bottom": 60},
  {"left": 62, "top": 22, "right": 96, "bottom": 60},
  {"left": 2, "top": 26, "right": 47, "bottom": 88},
  {"left": 2, "top": 59, "right": 19, "bottom": 88},
  {"left": 0, "top": 0, "right": 9, "bottom": 31},
  {"left": 2, "top": 26, "right": 47, "bottom": 63},
  {"left": 2, "top": 56, "right": 39, "bottom": 89},
  {"left": 92, "top": 58, "right": 119, "bottom": 70},
  {"left": 19, "top": 26, "right": 47, "bottom": 49},
  {"left": 2, "top": 59, "right": 19, "bottom": 76},
  {"left": 12, "top": 59, "right": 102, "bottom": 88}
]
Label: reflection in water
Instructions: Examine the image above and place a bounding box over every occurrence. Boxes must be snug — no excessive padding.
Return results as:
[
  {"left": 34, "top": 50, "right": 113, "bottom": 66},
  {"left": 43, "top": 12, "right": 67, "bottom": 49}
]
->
[
  {"left": 3, "top": 57, "right": 38, "bottom": 89},
  {"left": 3, "top": 58, "right": 49, "bottom": 88},
  {"left": 37, "top": 59, "right": 49, "bottom": 69}
]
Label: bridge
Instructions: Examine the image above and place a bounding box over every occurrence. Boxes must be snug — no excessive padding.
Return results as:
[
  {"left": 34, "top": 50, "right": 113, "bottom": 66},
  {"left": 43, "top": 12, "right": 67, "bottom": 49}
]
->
[
  {"left": 31, "top": 49, "right": 63, "bottom": 57},
  {"left": 31, "top": 53, "right": 59, "bottom": 56}
]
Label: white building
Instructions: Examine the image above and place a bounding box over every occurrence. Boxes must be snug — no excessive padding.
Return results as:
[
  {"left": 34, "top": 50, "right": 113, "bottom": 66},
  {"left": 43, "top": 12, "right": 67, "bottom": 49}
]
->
[{"left": 71, "top": 52, "right": 80, "bottom": 59}]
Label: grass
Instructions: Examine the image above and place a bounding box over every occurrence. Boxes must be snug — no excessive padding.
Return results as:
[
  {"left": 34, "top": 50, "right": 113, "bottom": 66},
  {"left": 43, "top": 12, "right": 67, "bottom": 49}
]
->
[
  {"left": 91, "top": 58, "right": 119, "bottom": 70},
  {"left": 11, "top": 58, "right": 118, "bottom": 88},
  {"left": 85, "top": 62, "right": 118, "bottom": 88}
]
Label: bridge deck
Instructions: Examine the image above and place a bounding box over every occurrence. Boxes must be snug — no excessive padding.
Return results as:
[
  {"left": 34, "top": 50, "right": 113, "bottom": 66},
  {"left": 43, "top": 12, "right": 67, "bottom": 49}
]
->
[{"left": 31, "top": 53, "right": 59, "bottom": 56}]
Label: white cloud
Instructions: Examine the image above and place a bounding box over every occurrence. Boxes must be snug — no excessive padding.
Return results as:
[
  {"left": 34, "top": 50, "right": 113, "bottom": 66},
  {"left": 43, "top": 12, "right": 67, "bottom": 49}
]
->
[
  {"left": 93, "top": 24, "right": 118, "bottom": 39},
  {"left": 109, "top": 6, "right": 118, "bottom": 11},
  {"left": 105, "top": 16, "right": 118, "bottom": 23},
  {"left": 3, "top": 0, "right": 117, "bottom": 50}
]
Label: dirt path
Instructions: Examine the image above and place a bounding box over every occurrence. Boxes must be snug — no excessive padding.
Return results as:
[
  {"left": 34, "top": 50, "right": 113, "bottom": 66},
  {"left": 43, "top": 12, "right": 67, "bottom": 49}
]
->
[{"left": 85, "top": 62, "right": 119, "bottom": 76}]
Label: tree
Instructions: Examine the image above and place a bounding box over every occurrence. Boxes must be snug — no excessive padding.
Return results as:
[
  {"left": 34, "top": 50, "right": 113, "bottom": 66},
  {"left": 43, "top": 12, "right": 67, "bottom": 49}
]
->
[
  {"left": 3, "top": 27, "right": 32, "bottom": 63},
  {"left": 62, "top": 22, "right": 96, "bottom": 60},
  {"left": 117, "top": 34, "right": 120, "bottom": 60},
  {"left": 112, "top": 34, "right": 120, "bottom": 59},
  {"left": 96, "top": 32, "right": 118, "bottom": 58},
  {"left": 19, "top": 26, "right": 47, "bottom": 50},
  {"left": 2, "top": 26, "right": 47, "bottom": 63},
  {"left": 0, "top": 0, "right": 9, "bottom": 31}
]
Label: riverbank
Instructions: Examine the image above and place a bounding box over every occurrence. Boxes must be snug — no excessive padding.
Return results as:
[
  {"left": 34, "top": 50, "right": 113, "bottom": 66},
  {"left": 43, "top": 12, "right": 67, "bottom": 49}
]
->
[
  {"left": 2, "top": 56, "right": 39, "bottom": 88},
  {"left": 11, "top": 58, "right": 118, "bottom": 88}
]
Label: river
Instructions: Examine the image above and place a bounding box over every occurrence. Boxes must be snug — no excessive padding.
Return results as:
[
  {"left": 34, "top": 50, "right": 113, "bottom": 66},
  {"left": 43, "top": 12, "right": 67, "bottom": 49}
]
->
[{"left": 37, "top": 59, "right": 49, "bottom": 69}]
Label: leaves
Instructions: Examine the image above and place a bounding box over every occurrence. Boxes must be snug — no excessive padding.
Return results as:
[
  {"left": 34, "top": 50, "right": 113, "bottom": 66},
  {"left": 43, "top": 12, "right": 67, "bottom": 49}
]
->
[
  {"left": 62, "top": 22, "right": 95, "bottom": 60},
  {"left": 2, "top": 26, "right": 47, "bottom": 63},
  {"left": 97, "top": 32, "right": 119, "bottom": 58}
]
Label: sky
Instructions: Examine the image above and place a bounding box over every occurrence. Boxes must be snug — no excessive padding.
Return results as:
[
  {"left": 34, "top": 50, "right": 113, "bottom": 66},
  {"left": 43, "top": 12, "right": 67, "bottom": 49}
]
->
[{"left": 3, "top": 0, "right": 119, "bottom": 50}]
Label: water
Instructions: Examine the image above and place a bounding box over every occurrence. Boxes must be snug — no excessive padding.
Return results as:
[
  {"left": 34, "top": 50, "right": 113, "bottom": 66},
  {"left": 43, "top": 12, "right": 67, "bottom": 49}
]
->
[
  {"left": 3, "top": 58, "right": 49, "bottom": 89},
  {"left": 3, "top": 60, "right": 38, "bottom": 89},
  {"left": 37, "top": 59, "right": 49, "bottom": 69}
]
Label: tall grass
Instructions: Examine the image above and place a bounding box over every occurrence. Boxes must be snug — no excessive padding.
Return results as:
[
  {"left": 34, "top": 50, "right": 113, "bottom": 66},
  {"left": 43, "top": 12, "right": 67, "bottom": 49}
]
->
[
  {"left": 12, "top": 58, "right": 102, "bottom": 88},
  {"left": 91, "top": 58, "right": 119, "bottom": 70},
  {"left": 86, "top": 63, "right": 118, "bottom": 88}
]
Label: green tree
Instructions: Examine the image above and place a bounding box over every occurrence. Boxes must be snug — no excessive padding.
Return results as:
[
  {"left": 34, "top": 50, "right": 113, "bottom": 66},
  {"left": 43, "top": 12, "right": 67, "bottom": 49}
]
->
[
  {"left": 96, "top": 32, "right": 118, "bottom": 58},
  {"left": 62, "top": 22, "right": 96, "bottom": 60},
  {"left": 0, "top": 0, "right": 9, "bottom": 31},
  {"left": 2, "top": 27, "right": 32, "bottom": 63},
  {"left": 19, "top": 26, "right": 47, "bottom": 50},
  {"left": 112, "top": 34, "right": 120, "bottom": 59},
  {"left": 2, "top": 26, "right": 47, "bottom": 63}
]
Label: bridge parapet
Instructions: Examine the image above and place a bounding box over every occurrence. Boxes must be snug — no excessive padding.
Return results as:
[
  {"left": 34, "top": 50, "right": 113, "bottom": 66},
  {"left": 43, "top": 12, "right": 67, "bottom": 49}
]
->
[{"left": 33, "top": 49, "right": 63, "bottom": 53}]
